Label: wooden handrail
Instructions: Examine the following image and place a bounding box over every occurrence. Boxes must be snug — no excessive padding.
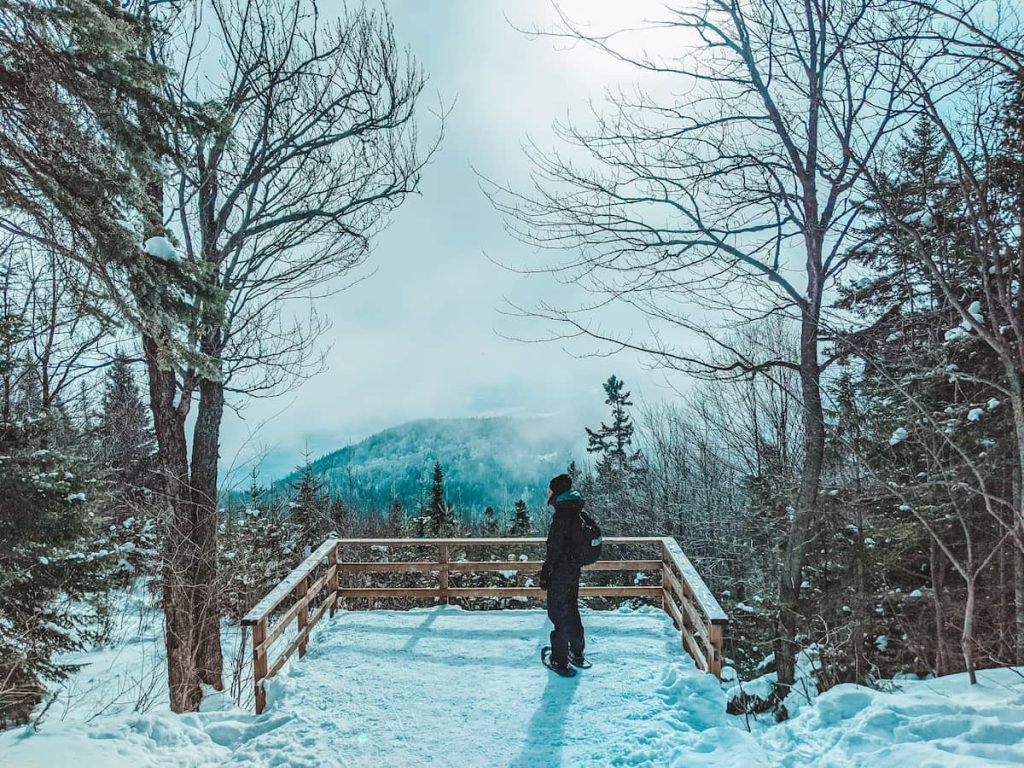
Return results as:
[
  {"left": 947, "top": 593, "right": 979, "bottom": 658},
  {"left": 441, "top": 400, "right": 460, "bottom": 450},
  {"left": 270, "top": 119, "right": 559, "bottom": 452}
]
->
[
  {"left": 331, "top": 536, "right": 665, "bottom": 546},
  {"left": 243, "top": 536, "right": 728, "bottom": 714},
  {"left": 242, "top": 538, "right": 339, "bottom": 626},
  {"left": 660, "top": 537, "right": 727, "bottom": 677}
]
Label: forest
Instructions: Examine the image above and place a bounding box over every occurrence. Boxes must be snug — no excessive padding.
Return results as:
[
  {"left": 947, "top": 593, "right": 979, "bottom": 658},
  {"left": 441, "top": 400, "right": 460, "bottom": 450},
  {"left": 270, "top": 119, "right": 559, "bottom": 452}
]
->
[{"left": 2, "top": 0, "right": 1024, "bottom": 745}]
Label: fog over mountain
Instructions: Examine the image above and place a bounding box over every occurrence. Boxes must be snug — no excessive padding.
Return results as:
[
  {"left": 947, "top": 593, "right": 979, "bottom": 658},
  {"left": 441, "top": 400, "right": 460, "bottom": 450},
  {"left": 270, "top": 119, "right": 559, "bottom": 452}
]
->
[{"left": 273, "top": 416, "right": 583, "bottom": 518}]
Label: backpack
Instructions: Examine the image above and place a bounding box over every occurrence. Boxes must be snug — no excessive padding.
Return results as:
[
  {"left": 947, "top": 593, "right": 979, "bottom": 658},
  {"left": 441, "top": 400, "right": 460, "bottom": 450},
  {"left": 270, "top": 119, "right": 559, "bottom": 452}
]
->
[{"left": 576, "top": 510, "right": 603, "bottom": 565}]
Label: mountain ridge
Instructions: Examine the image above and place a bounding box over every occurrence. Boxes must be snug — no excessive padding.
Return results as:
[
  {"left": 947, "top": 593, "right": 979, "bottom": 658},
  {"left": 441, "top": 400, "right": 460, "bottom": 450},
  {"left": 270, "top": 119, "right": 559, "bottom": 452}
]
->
[{"left": 273, "top": 416, "right": 580, "bottom": 516}]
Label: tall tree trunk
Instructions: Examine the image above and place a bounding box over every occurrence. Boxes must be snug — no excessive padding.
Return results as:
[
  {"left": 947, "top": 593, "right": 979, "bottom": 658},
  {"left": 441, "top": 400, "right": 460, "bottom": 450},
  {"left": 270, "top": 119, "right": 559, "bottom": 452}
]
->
[
  {"left": 139, "top": 96, "right": 208, "bottom": 709},
  {"left": 143, "top": 331, "right": 202, "bottom": 712},
  {"left": 930, "top": 540, "right": 950, "bottom": 676},
  {"left": 1013, "top": 465, "right": 1024, "bottom": 664},
  {"left": 191, "top": 359, "right": 224, "bottom": 689},
  {"left": 962, "top": 575, "right": 978, "bottom": 684},
  {"left": 1015, "top": 547, "right": 1024, "bottom": 664},
  {"left": 775, "top": 291, "right": 826, "bottom": 699}
]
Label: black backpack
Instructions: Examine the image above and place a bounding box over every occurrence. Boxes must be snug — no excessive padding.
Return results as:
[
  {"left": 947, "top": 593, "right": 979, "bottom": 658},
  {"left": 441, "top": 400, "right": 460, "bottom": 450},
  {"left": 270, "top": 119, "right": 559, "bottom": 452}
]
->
[{"left": 576, "top": 510, "right": 603, "bottom": 565}]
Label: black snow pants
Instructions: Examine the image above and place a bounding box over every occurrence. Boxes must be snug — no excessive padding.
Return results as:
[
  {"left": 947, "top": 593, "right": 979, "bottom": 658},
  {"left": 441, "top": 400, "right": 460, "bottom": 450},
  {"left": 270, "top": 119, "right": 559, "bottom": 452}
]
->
[{"left": 547, "top": 563, "right": 584, "bottom": 665}]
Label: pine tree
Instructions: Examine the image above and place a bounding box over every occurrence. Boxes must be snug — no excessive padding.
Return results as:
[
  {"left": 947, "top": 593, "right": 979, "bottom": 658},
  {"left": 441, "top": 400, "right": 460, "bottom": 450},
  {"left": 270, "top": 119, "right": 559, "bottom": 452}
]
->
[
  {"left": 245, "top": 468, "right": 265, "bottom": 514},
  {"left": 509, "top": 499, "right": 532, "bottom": 536},
  {"left": 428, "top": 460, "right": 455, "bottom": 534},
  {"left": 483, "top": 506, "right": 499, "bottom": 536},
  {"left": 387, "top": 500, "right": 405, "bottom": 535},
  {"left": 0, "top": 412, "right": 112, "bottom": 726},
  {"left": 586, "top": 375, "right": 645, "bottom": 487},
  {"left": 13, "top": 352, "right": 41, "bottom": 417},
  {"left": 290, "top": 455, "right": 330, "bottom": 544},
  {"left": 0, "top": 299, "right": 19, "bottom": 420},
  {"left": 96, "top": 354, "right": 155, "bottom": 519},
  {"left": 820, "top": 110, "right": 1017, "bottom": 682},
  {"left": 328, "top": 497, "right": 349, "bottom": 535}
]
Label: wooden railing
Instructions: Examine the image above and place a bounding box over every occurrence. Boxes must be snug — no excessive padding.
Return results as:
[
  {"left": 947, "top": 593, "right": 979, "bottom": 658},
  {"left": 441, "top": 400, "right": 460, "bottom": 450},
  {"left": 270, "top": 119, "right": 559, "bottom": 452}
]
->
[{"left": 241, "top": 536, "right": 728, "bottom": 714}]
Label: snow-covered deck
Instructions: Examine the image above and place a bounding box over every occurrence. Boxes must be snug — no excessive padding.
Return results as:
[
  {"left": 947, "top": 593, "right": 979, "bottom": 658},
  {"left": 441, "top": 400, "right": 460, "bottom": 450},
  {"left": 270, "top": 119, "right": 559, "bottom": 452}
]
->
[
  {"left": 4, "top": 605, "right": 1024, "bottom": 767},
  {"left": 246, "top": 605, "right": 716, "bottom": 767}
]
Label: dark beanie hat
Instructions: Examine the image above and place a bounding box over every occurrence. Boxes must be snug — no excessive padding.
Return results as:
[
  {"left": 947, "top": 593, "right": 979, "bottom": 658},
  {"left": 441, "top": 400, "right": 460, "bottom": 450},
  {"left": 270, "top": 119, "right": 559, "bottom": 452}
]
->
[{"left": 548, "top": 473, "right": 572, "bottom": 496}]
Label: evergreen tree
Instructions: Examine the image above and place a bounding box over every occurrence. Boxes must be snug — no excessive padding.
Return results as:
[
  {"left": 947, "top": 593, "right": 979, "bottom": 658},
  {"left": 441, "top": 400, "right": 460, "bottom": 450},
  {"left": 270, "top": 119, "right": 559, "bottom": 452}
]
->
[
  {"left": 586, "top": 375, "right": 645, "bottom": 487},
  {"left": 386, "top": 500, "right": 406, "bottom": 535},
  {"left": 818, "top": 109, "right": 1018, "bottom": 682},
  {"left": 0, "top": 299, "right": 19, "bottom": 420},
  {"left": 290, "top": 455, "right": 330, "bottom": 544},
  {"left": 96, "top": 354, "right": 155, "bottom": 519},
  {"left": 509, "top": 499, "right": 532, "bottom": 536},
  {"left": 428, "top": 460, "right": 455, "bottom": 534},
  {"left": 219, "top": 470, "right": 301, "bottom": 620},
  {"left": 483, "top": 506, "right": 499, "bottom": 536},
  {"left": 328, "top": 497, "right": 349, "bottom": 535},
  {"left": 13, "top": 352, "right": 41, "bottom": 417},
  {"left": 0, "top": 412, "right": 112, "bottom": 726}
]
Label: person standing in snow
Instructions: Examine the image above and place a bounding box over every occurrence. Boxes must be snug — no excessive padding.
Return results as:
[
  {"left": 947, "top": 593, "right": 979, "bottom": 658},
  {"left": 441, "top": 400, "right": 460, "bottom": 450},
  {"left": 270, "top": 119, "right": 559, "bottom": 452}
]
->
[{"left": 539, "top": 473, "right": 587, "bottom": 674}]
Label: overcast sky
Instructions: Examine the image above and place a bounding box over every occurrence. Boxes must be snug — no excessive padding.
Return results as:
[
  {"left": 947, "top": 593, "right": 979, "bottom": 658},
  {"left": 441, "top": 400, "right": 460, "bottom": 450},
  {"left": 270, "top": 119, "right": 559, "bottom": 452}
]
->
[{"left": 220, "top": 0, "right": 695, "bottom": 485}]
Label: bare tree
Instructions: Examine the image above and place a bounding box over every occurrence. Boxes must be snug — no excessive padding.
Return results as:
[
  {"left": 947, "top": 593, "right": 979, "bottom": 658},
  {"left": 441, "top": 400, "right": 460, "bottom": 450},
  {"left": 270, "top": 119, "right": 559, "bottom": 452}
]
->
[
  {"left": 127, "top": 0, "right": 441, "bottom": 711},
  {"left": 0, "top": 238, "right": 111, "bottom": 419},
  {"left": 487, "top": 0, "right": 924, "bottom": 703}
]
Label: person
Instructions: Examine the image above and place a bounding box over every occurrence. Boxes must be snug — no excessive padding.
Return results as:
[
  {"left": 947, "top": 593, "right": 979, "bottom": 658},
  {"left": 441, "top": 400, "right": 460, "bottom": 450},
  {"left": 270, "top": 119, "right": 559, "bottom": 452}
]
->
[{"left": 538, "top": 473, "right": 587, "bottom": 673}]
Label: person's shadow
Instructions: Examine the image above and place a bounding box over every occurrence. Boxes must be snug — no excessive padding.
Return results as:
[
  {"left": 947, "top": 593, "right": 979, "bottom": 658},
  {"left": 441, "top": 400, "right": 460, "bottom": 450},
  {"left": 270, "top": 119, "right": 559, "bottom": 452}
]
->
[{"left": 507, "top": 670, "right": 581, "bottom": 768}]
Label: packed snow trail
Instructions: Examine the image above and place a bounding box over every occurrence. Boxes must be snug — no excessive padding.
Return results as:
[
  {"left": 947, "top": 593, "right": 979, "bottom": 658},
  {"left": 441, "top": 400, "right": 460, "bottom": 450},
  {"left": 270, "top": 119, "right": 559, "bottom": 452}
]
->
[{"left": 3, "top": 604, "right": 1024, "bottom": 766}]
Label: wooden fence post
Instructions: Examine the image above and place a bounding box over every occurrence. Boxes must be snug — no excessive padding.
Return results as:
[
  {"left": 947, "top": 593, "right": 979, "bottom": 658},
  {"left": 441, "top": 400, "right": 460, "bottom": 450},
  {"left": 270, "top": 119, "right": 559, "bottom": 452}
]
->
[
  {"left": 708, "top": 623, "right": 724, "bottom": 678},
  {"left": 253, "top": 618, "right": 267, "bottom": 715},
  {"left": 328, "top": 545, "right": 339, "bottom": 618},
  {"left": 297, "top": 576, "right": 309, "bottom": 658},
  {"left": 439, "top": 543, "right": 449, "bottom": 605},
  {"left": 660, "top": 540, "right": 668, "bottom": 613}
]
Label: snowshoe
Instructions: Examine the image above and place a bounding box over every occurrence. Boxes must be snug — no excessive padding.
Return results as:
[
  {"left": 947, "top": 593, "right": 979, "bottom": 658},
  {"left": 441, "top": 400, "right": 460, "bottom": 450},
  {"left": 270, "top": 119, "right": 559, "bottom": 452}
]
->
[
  {"left": 569, "top": 653, "right": 592, "bottom": 669},
  {"left": 541, "top": 646, "right": 577, "bottom": 677}
]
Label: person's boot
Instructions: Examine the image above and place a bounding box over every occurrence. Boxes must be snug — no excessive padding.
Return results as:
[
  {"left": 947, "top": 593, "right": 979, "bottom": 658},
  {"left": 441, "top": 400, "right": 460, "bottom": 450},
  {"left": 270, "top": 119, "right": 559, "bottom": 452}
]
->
[
  {"left": 542, "top": 647, "right": 577, "bottom": 677},
  {"left": 569, "top": 651, "right": 591, "bottom": 669},
  {"left": 548, "top": 658, "right": 576, "bottom": 677}
]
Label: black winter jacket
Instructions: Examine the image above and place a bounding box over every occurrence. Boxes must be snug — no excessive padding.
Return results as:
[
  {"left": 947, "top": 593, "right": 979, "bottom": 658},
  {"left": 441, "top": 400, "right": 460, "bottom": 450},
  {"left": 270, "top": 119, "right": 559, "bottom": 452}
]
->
[{"left": 540, "top": 490, "right": 585, "bottom": 585}]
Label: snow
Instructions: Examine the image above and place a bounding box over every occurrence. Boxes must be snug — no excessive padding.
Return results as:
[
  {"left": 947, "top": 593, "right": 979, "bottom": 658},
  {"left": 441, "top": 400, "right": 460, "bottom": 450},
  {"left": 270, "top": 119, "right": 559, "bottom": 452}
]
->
[
  {"left": 903, "top": 210, "right": 933, "bottom": 226},
  {"left": 967, "top": 300, "right": 984, "bottom": 324},
  {"left": 944, "top": 326, "right": 969, "bottom": 342},
  {"left": 759, "top": 668, "right": 1024, "bottom": 767},
  {"left": 889, "top": 427, "right": 909, "bottom": 446},
  {"left": 1, "top": 606, "right": 755, "bottom": 767},
  {"left": 852, "top": 276, "right": 874, "bottom": 290},
  {"left": 5, "top": 602, "right": 1024, "bottom": 767},
  {"left": 142, "top": 236, "right": 182, "bottom": 264}
]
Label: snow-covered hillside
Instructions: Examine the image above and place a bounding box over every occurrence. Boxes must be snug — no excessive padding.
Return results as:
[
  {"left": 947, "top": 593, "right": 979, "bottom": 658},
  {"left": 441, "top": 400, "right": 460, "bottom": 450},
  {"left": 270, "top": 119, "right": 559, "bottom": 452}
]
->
[
  {"left": 272, "top": 417, "right": 579, "bottom": 515},
  {"left": 2, "top": 604, "right": 1023, "bottom": 767}
]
